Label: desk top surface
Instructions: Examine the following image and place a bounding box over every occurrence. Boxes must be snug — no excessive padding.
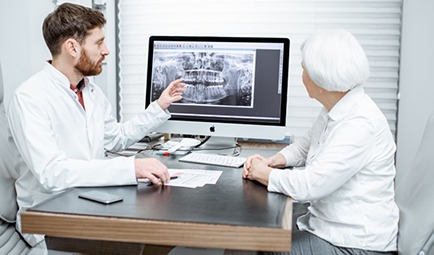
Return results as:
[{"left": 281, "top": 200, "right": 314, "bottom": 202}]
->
[
  {"left": 29, "top": 171, "right": 286, "bottom": 228},
  {"left": 23, "top": 144, "right": 293, "bottom": 251},
  {"left": 29, "top": 147, "right": 287, "bottom": 229}
]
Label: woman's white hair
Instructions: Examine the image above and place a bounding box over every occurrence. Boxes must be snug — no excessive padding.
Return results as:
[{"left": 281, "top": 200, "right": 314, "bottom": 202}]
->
[{"left": 301, "top": 29, "right": 370, "bottom": 92}]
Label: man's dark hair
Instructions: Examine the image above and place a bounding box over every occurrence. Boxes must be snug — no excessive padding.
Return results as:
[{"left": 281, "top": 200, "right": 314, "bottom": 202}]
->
[{"left": 42, "top": 3, "right": 106, "bottom": 56}]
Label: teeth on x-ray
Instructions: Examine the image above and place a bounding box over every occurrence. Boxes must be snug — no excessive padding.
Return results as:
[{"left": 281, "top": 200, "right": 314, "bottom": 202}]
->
[
  {"left": 151, "top": 51, "right": 253, "bottom": 106},
  {"left": 182, "top": 69, "right": 227, "bottom": 103}
]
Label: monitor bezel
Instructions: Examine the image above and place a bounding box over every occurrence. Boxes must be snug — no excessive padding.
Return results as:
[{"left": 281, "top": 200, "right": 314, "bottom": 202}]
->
[{"left": 145, "top": 35, "right": 290, "bottom": 139}]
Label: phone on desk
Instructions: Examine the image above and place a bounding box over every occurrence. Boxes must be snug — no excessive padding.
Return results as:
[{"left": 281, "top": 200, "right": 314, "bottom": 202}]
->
[{"left": 78, "top": 190, "right": 123, "bottom": 204}]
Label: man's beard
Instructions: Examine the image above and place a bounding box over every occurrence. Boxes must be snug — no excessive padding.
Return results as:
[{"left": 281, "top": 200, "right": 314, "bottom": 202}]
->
[{"left": 75, "top": 49, "right": 104, "bottom": 76}]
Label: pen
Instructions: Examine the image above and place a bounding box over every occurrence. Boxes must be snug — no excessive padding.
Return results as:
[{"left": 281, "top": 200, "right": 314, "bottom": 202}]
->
[
  {"left": 138, "top": 176, "right": 179, "bottom": 184},
  {"left": 146, "top": 176, "right": 178, "bottom": 186},
  {"left": 155, "top": 151, "right": 171, "bottom": 156}
]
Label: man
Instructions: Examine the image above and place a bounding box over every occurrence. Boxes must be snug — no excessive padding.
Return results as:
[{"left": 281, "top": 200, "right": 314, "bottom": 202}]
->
[{"left": 7, "top": 3, "right": 185, "bottom": 246}]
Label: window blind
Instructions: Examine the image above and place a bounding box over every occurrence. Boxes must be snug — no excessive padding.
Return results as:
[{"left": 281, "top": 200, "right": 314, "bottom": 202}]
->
[{"left": 117, "top": 0, "right": 402, "bottom": 139}]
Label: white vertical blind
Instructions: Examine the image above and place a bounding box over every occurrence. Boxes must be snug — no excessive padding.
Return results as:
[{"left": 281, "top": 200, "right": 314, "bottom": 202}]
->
[{"left": 117, "top": 0, "right": 402, "bottom": 139}]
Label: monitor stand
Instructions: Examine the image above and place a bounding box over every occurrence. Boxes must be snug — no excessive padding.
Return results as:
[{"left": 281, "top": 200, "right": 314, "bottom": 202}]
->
[{"left": 196, "top": 136, "right": 237, "bottom": 155}]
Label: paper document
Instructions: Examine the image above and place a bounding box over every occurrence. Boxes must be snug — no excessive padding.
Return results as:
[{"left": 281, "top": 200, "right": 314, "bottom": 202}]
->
[
  {"left": 166, "top": 169, "right": 222, "bottom": 188},
  {"left": 137, "top": 169, "right": 222, "bottom": 188}
]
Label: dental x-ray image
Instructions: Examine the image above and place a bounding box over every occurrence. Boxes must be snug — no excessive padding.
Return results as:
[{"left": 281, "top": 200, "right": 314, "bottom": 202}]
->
[{"left": 150, "top": 51, "right": 255, "bottom": 107}]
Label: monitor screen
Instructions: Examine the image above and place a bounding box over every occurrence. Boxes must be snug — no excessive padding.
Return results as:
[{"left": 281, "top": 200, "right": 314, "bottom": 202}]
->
[{"left": 145, "top": 36, "right": 290, "bottom": 140}]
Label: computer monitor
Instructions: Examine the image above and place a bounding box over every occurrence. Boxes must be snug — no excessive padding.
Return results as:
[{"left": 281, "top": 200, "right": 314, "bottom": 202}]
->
[{"left": 145, "top": 36, "right": 290, "bottom": 142}]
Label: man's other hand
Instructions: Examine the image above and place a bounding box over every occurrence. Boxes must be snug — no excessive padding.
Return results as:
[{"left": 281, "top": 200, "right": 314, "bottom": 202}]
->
[{"left": 156, "top": 79, "right": 186, "bottom": 110}]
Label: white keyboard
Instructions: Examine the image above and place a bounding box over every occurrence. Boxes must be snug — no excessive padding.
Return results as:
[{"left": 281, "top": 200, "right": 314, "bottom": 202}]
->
[{"left": 179, "top": 152, "right": 247, "bottom": 168}]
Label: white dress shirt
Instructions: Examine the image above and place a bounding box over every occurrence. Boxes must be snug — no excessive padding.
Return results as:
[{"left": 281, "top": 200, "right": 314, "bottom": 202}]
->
[
  {"left": 268, "top": 86, "right": 399, "bottom": 251},
  {"left": 7, "top": 63, "right": 170, "bottom": 246}
]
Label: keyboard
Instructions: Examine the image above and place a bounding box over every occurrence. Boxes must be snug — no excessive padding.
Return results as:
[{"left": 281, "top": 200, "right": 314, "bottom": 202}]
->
[{"left": 179, "top": 152, "right": 247, "bottom": 168}]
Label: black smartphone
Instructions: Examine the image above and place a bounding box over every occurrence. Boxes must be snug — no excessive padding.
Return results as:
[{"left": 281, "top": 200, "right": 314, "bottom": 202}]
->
[{"left": 78, "top": 190, "right": 123, "bottom": 204}]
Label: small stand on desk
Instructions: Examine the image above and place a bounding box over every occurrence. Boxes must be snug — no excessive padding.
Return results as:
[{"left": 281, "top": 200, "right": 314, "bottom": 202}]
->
[
  {"left": 157, "top": 137, "right": 202, "bottom": 156},
  {"left": 194, "top": 136, "right": 239, "bottom": 156}
]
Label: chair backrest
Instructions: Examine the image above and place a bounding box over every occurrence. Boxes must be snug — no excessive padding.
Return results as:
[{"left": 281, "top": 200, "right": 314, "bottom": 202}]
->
[
  {"left": 0, "top": 61, "right": 3, "bottom": 103},
  {"left": 395, "top": 114, "right": 434, "bottom": 255},
  {"left": 0, "top": 61, "right": 19, "bottom": 223}
]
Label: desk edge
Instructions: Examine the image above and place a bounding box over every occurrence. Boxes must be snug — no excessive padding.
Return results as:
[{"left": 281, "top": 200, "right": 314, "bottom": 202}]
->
[{"left": 22, "top": 204, "right": 292, "bottom": 252}]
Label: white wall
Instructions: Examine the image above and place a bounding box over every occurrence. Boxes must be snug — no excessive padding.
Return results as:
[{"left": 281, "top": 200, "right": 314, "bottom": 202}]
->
[
  {"left": 0, "top": 0, "right": 117, "bottom": 113},
  {"left": 0, "top": 1, "right": 52, "bottom": 106},
  {"left": 395, "top": 0, "right": 434, "bottom": 182}
]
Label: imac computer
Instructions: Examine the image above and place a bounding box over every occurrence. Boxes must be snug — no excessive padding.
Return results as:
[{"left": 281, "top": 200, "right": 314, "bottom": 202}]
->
[{"left": 145, "top": 36, "right": 290, "bottom": 146}]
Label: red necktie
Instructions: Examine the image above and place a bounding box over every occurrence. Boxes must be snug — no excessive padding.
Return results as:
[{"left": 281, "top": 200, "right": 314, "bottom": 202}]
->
[{"left": 70, "top": 85, "right": 85, "bottom": 110}]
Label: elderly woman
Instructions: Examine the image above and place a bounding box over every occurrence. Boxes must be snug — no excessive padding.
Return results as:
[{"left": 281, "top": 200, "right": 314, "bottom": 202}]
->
[{"left": 243, "top": 30, "right": 399, "bottom": 255}]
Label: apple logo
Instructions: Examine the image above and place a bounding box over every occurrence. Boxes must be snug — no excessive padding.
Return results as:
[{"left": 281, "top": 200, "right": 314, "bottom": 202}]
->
[{"left": 210, "top": 125, "right": 215, "bottom": 132}]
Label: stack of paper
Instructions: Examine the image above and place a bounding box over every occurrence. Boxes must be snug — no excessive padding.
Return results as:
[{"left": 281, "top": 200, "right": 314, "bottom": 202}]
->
[{"left": 167, "top": 169, "right": 222, "bottom": 188}]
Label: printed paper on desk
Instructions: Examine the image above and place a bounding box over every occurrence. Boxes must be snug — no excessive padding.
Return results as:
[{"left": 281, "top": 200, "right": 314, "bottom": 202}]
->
[{"left": 166, "top": 169, "right": 222, "bottom": 188}]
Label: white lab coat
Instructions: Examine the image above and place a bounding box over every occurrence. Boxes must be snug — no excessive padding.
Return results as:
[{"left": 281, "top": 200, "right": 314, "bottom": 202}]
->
[{"left": 7, "top": 62, "right": 170, "bottom": 246}]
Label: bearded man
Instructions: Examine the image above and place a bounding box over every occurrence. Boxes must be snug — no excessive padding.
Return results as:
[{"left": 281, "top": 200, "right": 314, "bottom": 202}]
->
[{"left": 7, "top": 3, "right": 185, "bottom": 247}]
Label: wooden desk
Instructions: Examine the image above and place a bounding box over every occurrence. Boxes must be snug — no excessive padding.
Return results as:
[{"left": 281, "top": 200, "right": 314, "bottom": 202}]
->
[{"left": 21, "top": 146, "right": 292, "bottom": 252}]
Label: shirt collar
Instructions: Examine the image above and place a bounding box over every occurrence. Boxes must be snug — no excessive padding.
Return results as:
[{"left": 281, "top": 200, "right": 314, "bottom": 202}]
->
[
  {"left": 327, "top": 85, "right": 365, "bottom": 122},
  {"left": 70, "top": 79, "right": 86, "bottom": 91},
  {"left": 44, "top": 61, "right": 90, "bottom": 90}
]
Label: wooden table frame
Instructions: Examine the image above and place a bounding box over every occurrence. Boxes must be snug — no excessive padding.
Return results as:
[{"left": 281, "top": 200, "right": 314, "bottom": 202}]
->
[{"left": 22, "top": 197, "right": 291, "bottom": 251}]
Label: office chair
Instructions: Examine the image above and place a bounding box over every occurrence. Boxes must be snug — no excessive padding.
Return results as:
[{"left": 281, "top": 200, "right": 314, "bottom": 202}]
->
[
  {"left": 0, "top": 61, "right": 71, "bottom": 254},
  {"left": 395, "top": 114, "right": 434, "bottom": 255},
  {"left": 0, "top": 62, "right": 33, "bottom": 254}
]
